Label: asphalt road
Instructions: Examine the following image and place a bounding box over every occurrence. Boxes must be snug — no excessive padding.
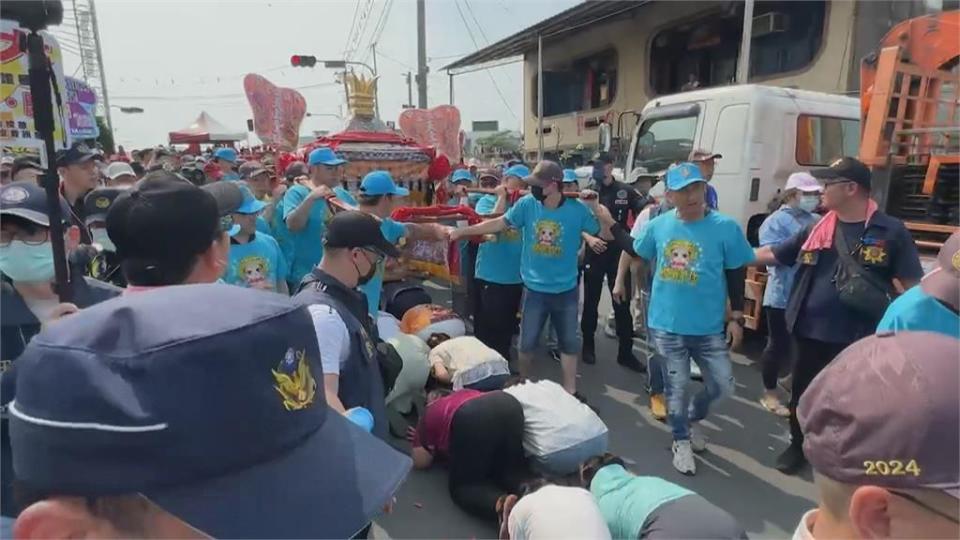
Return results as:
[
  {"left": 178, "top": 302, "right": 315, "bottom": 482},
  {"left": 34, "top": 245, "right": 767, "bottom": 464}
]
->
[{"left": 374, "top": 285, "right": 815, "bottom": 539}]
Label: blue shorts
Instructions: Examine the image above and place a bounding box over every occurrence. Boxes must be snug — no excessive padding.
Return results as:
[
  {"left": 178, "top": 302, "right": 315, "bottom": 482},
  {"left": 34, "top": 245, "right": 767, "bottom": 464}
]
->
[{"left": 518, "top": 287, "right": 580, "bottom": 355}]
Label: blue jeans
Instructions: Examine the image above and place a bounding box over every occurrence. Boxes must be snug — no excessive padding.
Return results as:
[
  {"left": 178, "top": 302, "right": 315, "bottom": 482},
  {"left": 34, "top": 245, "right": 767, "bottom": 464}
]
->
[
  {"left": 648, "top": 351, "right": 666, "bottom": 394},
  {"left": 519, "top": 287, "right": 580, "bottom": 355},
  {"left": 649, "top": 329, "right": 735, "bottom": 441},
  {"left": 532, "top": 432, "right": 609, "bottom": 476}
]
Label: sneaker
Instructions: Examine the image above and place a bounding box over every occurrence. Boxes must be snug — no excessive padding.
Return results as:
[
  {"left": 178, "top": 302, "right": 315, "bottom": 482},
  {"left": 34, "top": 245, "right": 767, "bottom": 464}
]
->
[
  {"left": 672, "top": 440, "right": 696, "bottom": 475},
  {"left": 649, "top": 393, "right": 667, "bottom": 421},
  {"left": 689, "top": 424, "right": 707, "bottom": 453},
  {"left": 582, "top": 342, "right": 596, "bottom": 365},
  {"left": 775, "top": 443, "right": 807, "bottom": 475},
  {"left": 690, "top": 359, "right": 702, "bottom": 380}
]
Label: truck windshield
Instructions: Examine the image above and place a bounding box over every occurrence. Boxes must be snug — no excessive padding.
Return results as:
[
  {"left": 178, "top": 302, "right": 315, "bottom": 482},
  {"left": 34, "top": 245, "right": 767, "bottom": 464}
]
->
[{"left": 631, "top": 114, "right": 698, "bottom": 174}]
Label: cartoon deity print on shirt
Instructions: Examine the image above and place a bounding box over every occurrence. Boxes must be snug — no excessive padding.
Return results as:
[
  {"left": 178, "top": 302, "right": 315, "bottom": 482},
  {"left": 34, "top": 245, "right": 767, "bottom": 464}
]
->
[
  {"left": 660, "top": 239, "right": 700, "bottom": 284},
  {"left": 533, "top": 219, "right": 562, "bottom": 256},
  {"left": 237, "top": 255, "right": 271, "bottom": 289}
]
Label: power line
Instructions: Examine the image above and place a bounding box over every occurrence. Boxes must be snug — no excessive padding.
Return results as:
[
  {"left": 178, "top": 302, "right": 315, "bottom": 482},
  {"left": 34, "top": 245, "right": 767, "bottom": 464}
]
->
[
  {"left": 453, "top": 0, "right": 517, "bottom": 121},
  {"left": 359, "top": 0, "right": 395, "bottom": 67},
  {"left": 342, "top": 0, "right": 363, "bottom": 58},
  {"left": 462, "top": 0, "right": 491, "bottom": 45},
  {"left": 112, "top": 81, "right": 340, "bottom": 102},
  {"left": 376, "top": 48, "right": 413, "bottom": 70}
]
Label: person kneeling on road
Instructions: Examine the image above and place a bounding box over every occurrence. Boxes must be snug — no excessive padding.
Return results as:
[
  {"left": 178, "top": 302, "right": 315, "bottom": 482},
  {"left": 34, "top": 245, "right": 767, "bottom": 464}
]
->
[
  {"left": 502, "top": 377, "right": 608, "bottom": 476},
  {"left": 580, "top": 453, "right": 747, "bottom": 540},
  {"left": 500, "top": 479, "right": 611, "bottom": 540},
  {"left": 409, "top": 389, "right": 530, "bottom": 523},
  {"left": 427, "top": 333, "right": 511, "bottom": 391}
]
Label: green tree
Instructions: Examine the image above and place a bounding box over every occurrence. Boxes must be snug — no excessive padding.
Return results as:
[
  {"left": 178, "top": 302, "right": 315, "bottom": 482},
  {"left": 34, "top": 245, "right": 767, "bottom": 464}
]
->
[
  {"left": 475, "top": 131, "right": 520, "bottom": 156},
  {"left": 95, "top": 116, "right": 115, "bottom": 155}
]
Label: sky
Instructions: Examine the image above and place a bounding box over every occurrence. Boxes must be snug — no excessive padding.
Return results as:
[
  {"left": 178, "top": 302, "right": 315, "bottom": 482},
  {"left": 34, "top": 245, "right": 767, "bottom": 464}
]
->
[{"left": 64, "top": 0, "right": 581, "bottom": 150}]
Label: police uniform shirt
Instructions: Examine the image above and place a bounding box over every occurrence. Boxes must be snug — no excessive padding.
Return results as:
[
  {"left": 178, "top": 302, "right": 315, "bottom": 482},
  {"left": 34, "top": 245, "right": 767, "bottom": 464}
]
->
[
  {"left": 772, "top": 212, "right": 923, "bottom": 344},
  {"left": 592, "top": 180, "right": 649, "bottom": 237}
]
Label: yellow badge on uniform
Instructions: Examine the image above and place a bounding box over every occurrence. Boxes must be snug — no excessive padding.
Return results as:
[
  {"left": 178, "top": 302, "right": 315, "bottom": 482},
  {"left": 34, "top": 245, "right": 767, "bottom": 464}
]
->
[
  {"left": 800, "top": 251, "right": 817, "bottom": 265},
  {"left": 95, "top": 196, "right": 111, "bottom": 209},
  {"left": 272, "top": 348, "right": 316, "bottom": 411},
  {"left": 861, "top": 245, "right": 887, "bottom": 264},
  {"left": 952, "top": 249, "right": 960, "bottom": 272}
]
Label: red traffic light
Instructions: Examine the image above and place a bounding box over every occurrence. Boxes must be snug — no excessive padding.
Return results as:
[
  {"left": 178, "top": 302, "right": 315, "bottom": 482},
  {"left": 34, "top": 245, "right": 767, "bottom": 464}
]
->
[{"left": 290, "top": 55, "right": 317, "bottom": 68}]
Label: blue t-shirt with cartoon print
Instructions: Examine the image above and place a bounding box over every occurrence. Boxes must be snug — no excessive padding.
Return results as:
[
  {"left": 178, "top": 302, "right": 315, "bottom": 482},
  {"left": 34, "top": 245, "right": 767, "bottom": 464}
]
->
[
  {"left": 634, "top": 209, "right": 755, "bottom": 336},
  {"left": 224, "top": 232, "right": 289, "bottom": 293},
  {"left": 359, "top": 217, "right": 408, "bottom": 317},
  {"left": 504, "top": 194, "right": 599, "bottom": 294}
]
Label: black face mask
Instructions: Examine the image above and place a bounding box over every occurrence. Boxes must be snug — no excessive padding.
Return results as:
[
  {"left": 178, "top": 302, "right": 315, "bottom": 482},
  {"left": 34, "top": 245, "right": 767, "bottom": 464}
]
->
[
  {"left": 353, "top": 251, "right": 378, "bottom": 286},
  {"left": 530, "top": 185, "right": 547, "bottom": 202}
]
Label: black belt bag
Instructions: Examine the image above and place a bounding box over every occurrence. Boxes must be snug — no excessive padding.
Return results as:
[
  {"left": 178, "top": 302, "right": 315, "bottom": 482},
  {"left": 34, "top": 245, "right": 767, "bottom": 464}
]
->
[{"left": 833, "top": 228, "right": 893, "bottom": 319}]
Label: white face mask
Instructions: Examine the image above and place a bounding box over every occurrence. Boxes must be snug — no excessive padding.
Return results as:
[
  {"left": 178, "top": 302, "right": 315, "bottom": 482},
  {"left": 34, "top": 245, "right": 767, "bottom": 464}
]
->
[
  {"left": 798, "top": 195, "right": 820, "bottom": 213},
  {"left": 91, "top": 228, "right": 116, "bottom": 252}
]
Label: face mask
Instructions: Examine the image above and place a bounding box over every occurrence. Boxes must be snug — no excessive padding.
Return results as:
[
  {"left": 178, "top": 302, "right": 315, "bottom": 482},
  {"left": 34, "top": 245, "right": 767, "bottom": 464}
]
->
[
  {"left": 353, "top": 252, "right": 378, "bottom": 286},
  {"left": 530, "top": 185, "right": 547, "bottom": 202},
  {"left": 0, "top": 241, "right": 55, "bottom": 282},
  {"left": 91, "top": 228, "right": 116, "bottom": 252},
  {"left": 798, "top": 195, "right": 820, "bottom": 213}
]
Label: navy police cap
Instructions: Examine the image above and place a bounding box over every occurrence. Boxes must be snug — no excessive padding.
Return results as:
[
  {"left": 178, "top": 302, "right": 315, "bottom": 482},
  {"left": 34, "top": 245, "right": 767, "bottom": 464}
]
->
[{"left": 9, "top": 284, "right": 411, "bottom": 539}]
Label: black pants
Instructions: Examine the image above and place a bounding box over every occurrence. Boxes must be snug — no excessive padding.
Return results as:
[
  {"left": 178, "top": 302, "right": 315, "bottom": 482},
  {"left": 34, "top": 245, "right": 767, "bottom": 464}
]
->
[
  {"left": 640, "top": 494, "right": 747, "bottom": 539},
  {"left": 473, "top": 279, "right": 523, "bottom": 363},
  {"left": 788, "top": 335, "right": 849, "bottom": 444},
  {"left": 448, "top": 392, "right": 528, "bottom": 522},
  {"left": 761, "top": 307, "right": 791, "bottom": 390},
  {"left": 582, "top": 246, "right": 632, "bottom": 344}
]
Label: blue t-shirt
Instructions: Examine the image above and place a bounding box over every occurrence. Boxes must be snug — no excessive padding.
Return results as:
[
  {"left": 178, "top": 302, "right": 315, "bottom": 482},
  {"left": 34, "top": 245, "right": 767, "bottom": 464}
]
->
[
  {"left": 224, "top": 232, "right": 289, "bottom": 293},
  {"left": 504, "top": 194, "right": 599, "bottom": 293},
  {"left": 590, "top": 464, "right": 693, "bottom": 540},
  {"left": 255, "top": 215, "right": 272, "bottom": 236},
  {"left": 877, "top": 285, "right": 960, "bottom": 338},
  {"left": 359, "top": 217, "right": 408, "bottom": 317},
  {"left": 759, "top": 207, "right": 819, "bottom": 309},
  {"left": 334, "top": 185, "right": 358, "bottom": 206},
  {"left": 634, "top": 209, "right": 755, "bottom": 335},
  {"left": 270, "top": 195, "right": 295, "bottom": 283},
  {"left": 283, "top": 184, "right": 330, "bottom": 285},
  {"left": 474, "top": 195, "right": 522, "bottom": 285}
]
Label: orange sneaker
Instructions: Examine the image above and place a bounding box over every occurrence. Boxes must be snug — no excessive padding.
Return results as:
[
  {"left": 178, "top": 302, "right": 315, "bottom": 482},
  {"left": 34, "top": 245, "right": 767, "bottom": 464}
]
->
[{"left": 650, "top": 393, "right": 667, "bottom": 421}]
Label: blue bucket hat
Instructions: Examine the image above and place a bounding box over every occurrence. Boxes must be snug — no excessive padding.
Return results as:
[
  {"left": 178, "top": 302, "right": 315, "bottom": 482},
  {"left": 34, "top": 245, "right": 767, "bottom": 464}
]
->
[
  {"left": 8, "top": 284, "right": 412, "bottom": 539},
  {"left": 236, "top": 182, "right": 267, "bottom": 215},
  {"left": 562, "top": 168, "right": 578, "bottom": 183},
  {"left": 450, "top": 169, "right": 473, "bottom": 183},
  {"left": 308, "top": 147, "right": 347, "bottom": 167},
  {"left": 503, "top": 164, "right": 530, "bottom": 179},
  {"left": 360, "top": 170, "right": 409, "bottom": 197},
  {"left": 212, "top": 147, "right": 237, "bottom": 163},
  {"left": 665, "top": 162, "right": 706, "bottom": 191}
]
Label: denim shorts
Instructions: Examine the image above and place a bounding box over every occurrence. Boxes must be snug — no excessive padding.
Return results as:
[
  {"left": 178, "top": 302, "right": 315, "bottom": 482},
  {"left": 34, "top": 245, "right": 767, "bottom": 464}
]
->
[{"left": 518, "top": 287, "right": 580, "bottom": 355}]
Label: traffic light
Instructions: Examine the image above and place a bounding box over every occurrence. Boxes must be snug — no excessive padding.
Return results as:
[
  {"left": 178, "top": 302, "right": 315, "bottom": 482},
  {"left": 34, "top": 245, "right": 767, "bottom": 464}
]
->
[{"left": 290, "top": 55, "right": 317, "bottom": 68}]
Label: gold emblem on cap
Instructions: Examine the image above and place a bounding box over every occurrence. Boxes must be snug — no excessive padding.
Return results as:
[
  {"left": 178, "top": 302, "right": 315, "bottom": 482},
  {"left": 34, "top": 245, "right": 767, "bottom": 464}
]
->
[
  {"left": 272, "top": 348, "right": 316, "bottom": 411},
  {"left": 95, "top": 196, "right": 110, "bottom": 209},
  {"left": 952, "top": 250, "right": 960, "bottom": 272}
]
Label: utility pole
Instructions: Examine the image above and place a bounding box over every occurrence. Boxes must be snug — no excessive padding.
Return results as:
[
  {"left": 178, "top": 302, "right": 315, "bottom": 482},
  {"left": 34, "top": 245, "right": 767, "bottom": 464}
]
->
[
  {"left": 371, "top": 42, "right": 381, "bottom": 118},
  {"left": 736, "top": 0, "right": 755, "bottom": 84},
  {"left": 404, "top": 72, "right": 414, "bottom": 108},
  {"left": 416, "top": 0, "right": 428, "bottom": 108},
  {"left": 449, "top": 72, "right": 454, "bottom": 105}
]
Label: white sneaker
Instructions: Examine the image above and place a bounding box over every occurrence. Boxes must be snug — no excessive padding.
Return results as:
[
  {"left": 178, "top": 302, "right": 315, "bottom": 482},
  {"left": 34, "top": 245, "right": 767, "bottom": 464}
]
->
[
  {"left": 672, "top": 440, "right": 696, "bottom": 475},
  {"left": 689, "top": 425, "right": 707, "bottom": 453}
]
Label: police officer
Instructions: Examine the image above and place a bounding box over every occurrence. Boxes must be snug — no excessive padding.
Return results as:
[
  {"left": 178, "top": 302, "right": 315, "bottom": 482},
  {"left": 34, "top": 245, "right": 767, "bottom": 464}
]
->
[
  {"left": 298, "top": 211, "right": 400, "bottom": 440},
  {"left": 754, "top": 157, "right": 923, "bottom": 475},
  {"left": 581, "top": 153, "right": 650, "bottom": 371},
  {"left": 0, "top": 181, "right": 121, "bottom": 520},
  {"left": 73, "top": 187, "right": 129, "bottom": 287},
  {"left": 57, "top": 142, "right": 103, "bottom": 244}
]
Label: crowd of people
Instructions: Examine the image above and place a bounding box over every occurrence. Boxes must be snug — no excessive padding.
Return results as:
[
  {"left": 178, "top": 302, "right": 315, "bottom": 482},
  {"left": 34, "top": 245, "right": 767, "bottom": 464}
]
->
[{"left": 0, "top": 139, "right": 957, "bottom": 539}]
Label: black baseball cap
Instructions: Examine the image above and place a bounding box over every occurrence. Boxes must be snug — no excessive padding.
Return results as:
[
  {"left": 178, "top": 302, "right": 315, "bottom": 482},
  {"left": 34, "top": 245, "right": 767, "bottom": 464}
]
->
[
  {"left": 107, "top": 174, "right": 221, "bottom": 262},
  {"left": 9, "top": 283, "right": 412, "bottom": 538},
  {"left": 56, "top": 142, "right": 102, "bottom": 167},
  {"left": 810, "top": 157, "right": 872, "bottom": 189},
  {"left": 82, "top": 187, "right": 129, "bottom": 225},
  {"left": 11, "top": 156, "right": 42, "bottom": 177},
  {"left": 0, "top": 181, "right": 70, "bottom": 227},
  {"left": 324, "top": 210, "right": 401, "bottom": 258}
]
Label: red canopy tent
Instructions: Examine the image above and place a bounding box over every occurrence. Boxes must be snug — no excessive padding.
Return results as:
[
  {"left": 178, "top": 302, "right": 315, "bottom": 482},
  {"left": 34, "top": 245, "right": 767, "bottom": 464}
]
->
[{"left": 168, "top": 111, "right": 246, "bottom": 145}]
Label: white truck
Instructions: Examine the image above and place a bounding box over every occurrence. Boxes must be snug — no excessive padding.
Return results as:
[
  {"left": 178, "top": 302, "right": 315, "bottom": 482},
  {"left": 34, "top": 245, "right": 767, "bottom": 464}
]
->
[{"left": 622, "top": 84, "right": 860, "bottom": 244}]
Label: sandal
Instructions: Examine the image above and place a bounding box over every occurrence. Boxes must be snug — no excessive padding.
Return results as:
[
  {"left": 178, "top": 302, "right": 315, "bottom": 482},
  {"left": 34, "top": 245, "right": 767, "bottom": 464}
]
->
[{"left": 760, "top": 395, "right": 790, "bottom": 417}]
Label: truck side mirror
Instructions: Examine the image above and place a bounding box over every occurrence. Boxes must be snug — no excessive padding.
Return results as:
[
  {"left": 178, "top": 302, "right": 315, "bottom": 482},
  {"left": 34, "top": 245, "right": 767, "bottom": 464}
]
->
[{"left": 598, "top": 123, "right": 612, "bottom": 153}]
